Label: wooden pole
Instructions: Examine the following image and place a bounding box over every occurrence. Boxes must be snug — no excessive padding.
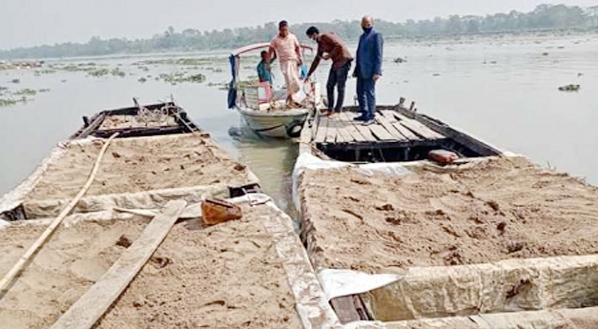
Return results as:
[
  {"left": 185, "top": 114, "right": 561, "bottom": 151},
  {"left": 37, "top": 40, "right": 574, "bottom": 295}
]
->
[{"left": 0, "top": 132, "right": 120, "bottom": 294}]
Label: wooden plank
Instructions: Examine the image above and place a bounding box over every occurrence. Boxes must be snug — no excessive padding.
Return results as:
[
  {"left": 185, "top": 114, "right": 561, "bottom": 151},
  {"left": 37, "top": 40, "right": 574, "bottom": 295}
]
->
[
  {"left": 325, "top": 116, "right": 338, "bottom": 143},
  {"left": 315, "top": 116, "right": 328, "bottom": 143},
  {"left": 332, "top": 115, "right": 354, "bottom": 143},
  {"left": 339, "top": 112, "right": 367, "bottom": 142},
  {"left": 368, "top": 123, "right": 395, "bottom": 141},
  {"left": 330, "top": 296, "right": 363, "bottom": 324},
  {"left": 354, "top": 122, "right": 377, "bottom": 142},
  {"left": 392, "top": 123, "right": 421, "bottom": 140},
  {"left": 375, "top": 113, "right": 408, "bottom": 141},
  {"left": 50, "top": 200, "right": 187, "bottom": 329},
  {"left": 394, "top": 112, "right": 445, "bottom": 140}
]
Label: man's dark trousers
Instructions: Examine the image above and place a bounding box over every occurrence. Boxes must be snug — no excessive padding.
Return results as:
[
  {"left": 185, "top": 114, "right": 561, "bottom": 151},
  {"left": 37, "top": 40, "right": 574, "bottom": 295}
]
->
[
  {"left": 326, "top": 61, "right": 351, "bottom": 112},
  {"left": 356, "top": 77, "right": 375, "bottom": 120}
]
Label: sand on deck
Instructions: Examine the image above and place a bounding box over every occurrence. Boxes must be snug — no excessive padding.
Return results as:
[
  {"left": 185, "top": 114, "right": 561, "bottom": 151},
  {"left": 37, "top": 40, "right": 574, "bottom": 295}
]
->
[
  {"left": 0, "top": 204, "right": 301, "bottom": 329},
  {"left": 299, "top": 156, "right": 598, "bottom": 273},
  {"left": 25, "top": 134, "right": 253, "bottom": 202}
]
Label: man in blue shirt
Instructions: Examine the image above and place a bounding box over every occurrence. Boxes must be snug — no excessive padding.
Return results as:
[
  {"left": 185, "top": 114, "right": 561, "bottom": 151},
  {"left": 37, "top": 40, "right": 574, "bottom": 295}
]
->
[
  {"left": 257, "top": 50, "right": 276, "bottom": 85},
  {"left": 354, "top": 16, "right": 383, "bottom": 125}
]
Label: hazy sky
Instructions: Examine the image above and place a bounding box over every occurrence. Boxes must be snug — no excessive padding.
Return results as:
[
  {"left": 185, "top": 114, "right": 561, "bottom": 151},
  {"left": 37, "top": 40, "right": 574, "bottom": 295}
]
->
[{"left": 1, "top": 0, "right": 595, "bottom": 50}]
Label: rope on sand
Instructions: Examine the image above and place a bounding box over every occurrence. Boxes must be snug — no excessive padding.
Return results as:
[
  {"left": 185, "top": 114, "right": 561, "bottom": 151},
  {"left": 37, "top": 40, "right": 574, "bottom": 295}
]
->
[{"left": 0, "top": 132, "right": 120, "bottom": 295}]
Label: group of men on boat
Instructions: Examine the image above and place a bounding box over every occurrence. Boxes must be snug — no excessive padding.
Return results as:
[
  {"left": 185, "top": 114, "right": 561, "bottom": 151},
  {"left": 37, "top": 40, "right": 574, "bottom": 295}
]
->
[{"left": 257, "top": 16, "right": 384, "bottom": 125}]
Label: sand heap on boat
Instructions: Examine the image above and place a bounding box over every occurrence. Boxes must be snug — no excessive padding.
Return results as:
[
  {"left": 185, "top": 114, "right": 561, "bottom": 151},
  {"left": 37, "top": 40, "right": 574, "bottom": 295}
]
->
[
  {"left": 300, "top": 156, "right": 598, "bottom": 272},
  {"left": 0, "top": 203, "right": 304, "bottom": 329}
]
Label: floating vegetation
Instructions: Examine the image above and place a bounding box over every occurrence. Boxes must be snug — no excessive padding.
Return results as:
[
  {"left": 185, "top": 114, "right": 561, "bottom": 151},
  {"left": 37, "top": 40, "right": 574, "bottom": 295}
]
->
[
  {"left": 393, "top": 57, "right": 407, "bottom": 63},
  {"left": 158, "top": 72, "right": 206, "bottom": 84},
  {"left": 13, "top": 88, "right": 37, "bottom": 96},
  {"left": 10, "top": 79, "right": 20, "bottom": 84},
  {"left": 135, "top": 57, "right": 228, "bottom": 66},
  {"left": 111, "top": 68, "right": 126, "bottom": 77},
  {"left": 88, "top": 68, "right": 110, "bottom": 77},
  {"left": 138, "top": 77, "right": 147, "bottom": 83},
  {"left": 0, "top": 61, "right": 43, "bottom": 71},
  {"left": 542, "top": 52, "right": 549, "bottom": 56},
  {"left": 0, "top": 96, "right": 27, "bottom": 107},
  {"left": 206, "top": 67, "right": 224, "bottom": 73},
  {"left": 558, "top": 84, "right": 580, "bottom": 92},
  {"left": 137, "top": 66, "right": 150, "bottom": 72},
  {"left": 39, "top": 88, "right": 51, "bottom": 93}
]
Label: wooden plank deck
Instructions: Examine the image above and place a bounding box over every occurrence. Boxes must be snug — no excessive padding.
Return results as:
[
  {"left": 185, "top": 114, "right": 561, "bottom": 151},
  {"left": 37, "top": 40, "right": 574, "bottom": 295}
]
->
[
  {"left": 375, "top": 113, "right": 408, "bottom": 141},
  {"left": 338, "top": 112, "right": 367, "bottom": 142},
  {"left": 315, "top": 116, "right": 328, "bottom": 143},
  {"left": 391, "top": 112, "right": 445, "bottom": 140},
  {"left": 313, "top": 109, "right": 445, "bottom": 144}
]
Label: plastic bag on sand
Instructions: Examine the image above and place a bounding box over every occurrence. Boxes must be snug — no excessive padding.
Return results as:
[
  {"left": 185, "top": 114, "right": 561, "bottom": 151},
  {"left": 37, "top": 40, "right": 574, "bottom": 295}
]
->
[{"left": 317, "top": 269, "right": 402, "bottom": 301}]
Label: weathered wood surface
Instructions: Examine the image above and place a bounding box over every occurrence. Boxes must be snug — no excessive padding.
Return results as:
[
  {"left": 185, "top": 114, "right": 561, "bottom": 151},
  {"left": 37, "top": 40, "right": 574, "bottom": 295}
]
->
[
  {"left": 315, "top": 115, "right": 328, "bottom": 143},
  {"left": 393, "top": 112, "right": 445, "bottom": 140},
  {"left": 50, "top": 200, "right": 187, "bottom": 329},
  {"left": 375, "top": 113, "right": 408, "bottom": 141},
  {"left": 330, "top": 296, "right": 364, "bottom": 324},
  {"left": 339, "top": 112, "right": 367, "bottom": 142}
]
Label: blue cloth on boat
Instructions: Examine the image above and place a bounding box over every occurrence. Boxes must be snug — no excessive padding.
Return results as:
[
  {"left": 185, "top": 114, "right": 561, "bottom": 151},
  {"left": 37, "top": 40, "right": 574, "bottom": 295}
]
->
[{"left": 228, "top": 54, "right": 237, "bottom": 109}]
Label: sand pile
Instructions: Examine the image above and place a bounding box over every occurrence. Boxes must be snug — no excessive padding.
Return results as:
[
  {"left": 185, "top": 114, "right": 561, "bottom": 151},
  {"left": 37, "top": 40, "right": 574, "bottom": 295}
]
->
[
  {"left": 300, "top": 156, "right": 598, "bottom": 273},
  {"left": 26, "top": 134, "right": 252, "bottom": 201},
  {"left": 99, "top": 115, "right": 178, "bottom": 130},
  {"left": 0, "top": 204, "right": 301, "bottom": 329},
  {"left": 0, "top": 219, "right": 148, "bottom": 329},
  {"left": 97, "top": 204, "right": 301, "bottom": 329}
]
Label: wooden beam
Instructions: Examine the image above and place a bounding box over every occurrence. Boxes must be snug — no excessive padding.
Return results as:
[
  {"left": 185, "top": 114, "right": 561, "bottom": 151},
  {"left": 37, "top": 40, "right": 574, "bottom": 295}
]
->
[{"left": 50, "top": 200, "right": 187, "bottom": 329}]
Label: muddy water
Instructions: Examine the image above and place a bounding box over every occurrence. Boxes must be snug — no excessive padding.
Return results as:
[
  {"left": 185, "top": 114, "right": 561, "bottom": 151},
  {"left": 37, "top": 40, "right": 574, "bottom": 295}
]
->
[{"left": 0, "top": 32, "right": 597, "bottom": 216}]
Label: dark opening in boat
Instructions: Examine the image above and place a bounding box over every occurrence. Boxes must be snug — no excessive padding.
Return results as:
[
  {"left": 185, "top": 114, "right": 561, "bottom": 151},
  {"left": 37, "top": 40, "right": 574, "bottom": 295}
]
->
[{"left": 317, "top": 138, "right": 487, "bottom": 163}]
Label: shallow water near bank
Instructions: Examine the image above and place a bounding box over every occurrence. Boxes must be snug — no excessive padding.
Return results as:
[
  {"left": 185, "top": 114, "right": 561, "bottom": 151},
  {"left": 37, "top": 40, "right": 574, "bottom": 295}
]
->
[{"left": 1, "top": 32, "right": 597, "bottom": 216}]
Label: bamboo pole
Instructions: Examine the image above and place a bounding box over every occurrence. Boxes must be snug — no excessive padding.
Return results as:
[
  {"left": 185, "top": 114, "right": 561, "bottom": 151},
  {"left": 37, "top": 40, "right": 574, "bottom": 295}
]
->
[{"left": 0, "top": 133, "right": 120, "bottom": 294}]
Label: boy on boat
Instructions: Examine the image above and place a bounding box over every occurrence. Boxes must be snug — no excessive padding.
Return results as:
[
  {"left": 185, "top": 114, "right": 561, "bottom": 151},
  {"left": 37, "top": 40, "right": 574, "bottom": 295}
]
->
[
  {"left": 304, "top": 26, "right": 353, "bottom": 116},
  {"left": 268, "top": 20, "right": 304, "bottom": 108},
  {"left": 257, "top": 50, "right": 276, "bottom": 85}
]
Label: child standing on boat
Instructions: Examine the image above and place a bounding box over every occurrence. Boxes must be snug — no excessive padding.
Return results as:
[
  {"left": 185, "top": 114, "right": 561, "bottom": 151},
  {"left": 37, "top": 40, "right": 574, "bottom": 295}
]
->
[
  {"left": 268, "top": 20, "right": 304, "bottom": 108},
  {"left": 257, "top": 50, "right": 276, "bottom": 85}
]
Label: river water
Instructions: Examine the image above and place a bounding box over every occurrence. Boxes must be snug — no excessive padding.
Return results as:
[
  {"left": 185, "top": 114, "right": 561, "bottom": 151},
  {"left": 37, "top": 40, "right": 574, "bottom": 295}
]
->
[{"left": 1, "top": 32, "right": 597, "bottom": 215}]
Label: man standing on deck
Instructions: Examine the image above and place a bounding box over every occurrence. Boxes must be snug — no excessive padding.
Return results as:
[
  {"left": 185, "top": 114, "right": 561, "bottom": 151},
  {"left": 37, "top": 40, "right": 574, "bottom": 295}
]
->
[
  {"left": 268, "top": 20, "right": 304, "bottom": 107},
  {"left": 354, "top": 16, "right": 384, "bottom": 125},
  {"left": 305, "top": 26, "right": 353, "bottom": 116}
]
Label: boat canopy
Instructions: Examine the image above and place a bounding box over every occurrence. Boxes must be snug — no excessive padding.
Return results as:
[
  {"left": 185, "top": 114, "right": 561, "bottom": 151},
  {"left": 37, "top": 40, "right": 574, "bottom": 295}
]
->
[{"left": 228, "top": 43, "right": 314, "bottom": 109}]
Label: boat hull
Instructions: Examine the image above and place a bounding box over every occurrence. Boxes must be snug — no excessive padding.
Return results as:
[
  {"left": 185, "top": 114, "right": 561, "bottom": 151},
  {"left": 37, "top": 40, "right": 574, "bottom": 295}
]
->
[{"left": 237, "top": 107, "right": 309, "bottom": 138}]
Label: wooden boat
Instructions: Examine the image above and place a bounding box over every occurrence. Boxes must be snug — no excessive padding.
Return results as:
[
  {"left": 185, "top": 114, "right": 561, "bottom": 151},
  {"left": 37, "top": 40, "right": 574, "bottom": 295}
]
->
[
  {"left": 227, "top": 43, "right": 323, "bottom": 138},
  {"left": 71, "top": 98, "right": 200, "bottom": 139},
  {"left": 298, "top": 97, "right": 502, "bottom": 162},
  {"left": 0, "top": 99, "right": 260, "bottom": 222},
  {"left": 293, "top": 98, "right": 598, "bottom": 326}
]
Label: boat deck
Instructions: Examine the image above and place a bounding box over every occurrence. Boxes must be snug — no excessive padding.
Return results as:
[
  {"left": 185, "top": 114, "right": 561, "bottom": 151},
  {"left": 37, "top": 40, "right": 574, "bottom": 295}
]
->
[{"left": 313, "top": 109, "right": 445, "bottom": 145}]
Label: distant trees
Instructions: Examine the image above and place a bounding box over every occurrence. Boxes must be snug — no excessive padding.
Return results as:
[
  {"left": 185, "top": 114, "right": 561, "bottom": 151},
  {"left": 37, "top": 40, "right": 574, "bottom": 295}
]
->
[{"left": 1, "top": 4, "right": 597, "bottom": 59}]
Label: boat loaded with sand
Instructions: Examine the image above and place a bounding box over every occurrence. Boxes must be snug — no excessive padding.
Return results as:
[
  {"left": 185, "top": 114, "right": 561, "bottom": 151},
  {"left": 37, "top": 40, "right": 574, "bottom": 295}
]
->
[
  {"left": 292, "top": 98, "right": 598, "bottom": 327},
  {"left": 0, "top": 99, "right": 338, "bottom": 329},
  {"left": 227, "top": 43, "right": 323, "bottom": 138}
]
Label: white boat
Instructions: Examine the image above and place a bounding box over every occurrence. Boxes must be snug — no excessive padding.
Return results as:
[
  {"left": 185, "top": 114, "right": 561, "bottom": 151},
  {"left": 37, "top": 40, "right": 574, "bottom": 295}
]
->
[{"left": 227, "top": 43, "right": 323, "bottom": 138}]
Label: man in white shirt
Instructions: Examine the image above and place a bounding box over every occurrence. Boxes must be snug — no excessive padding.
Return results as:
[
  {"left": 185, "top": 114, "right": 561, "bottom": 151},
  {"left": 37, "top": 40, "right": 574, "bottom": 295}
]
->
[{"left": 268, "top": 20, "right": 303, "bottom": 107}]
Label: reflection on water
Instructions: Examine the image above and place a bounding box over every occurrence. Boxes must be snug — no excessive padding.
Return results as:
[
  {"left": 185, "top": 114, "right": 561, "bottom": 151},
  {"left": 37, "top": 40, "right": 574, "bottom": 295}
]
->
[{"left": 1, "top": 33, "right": 597, "bottom": 215}]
